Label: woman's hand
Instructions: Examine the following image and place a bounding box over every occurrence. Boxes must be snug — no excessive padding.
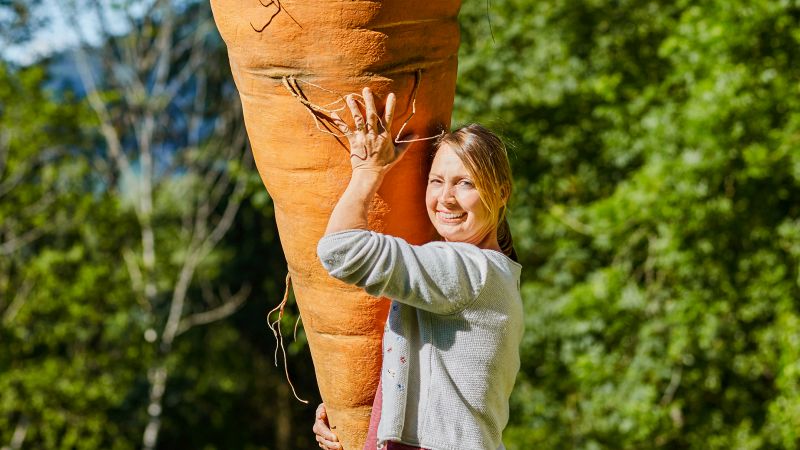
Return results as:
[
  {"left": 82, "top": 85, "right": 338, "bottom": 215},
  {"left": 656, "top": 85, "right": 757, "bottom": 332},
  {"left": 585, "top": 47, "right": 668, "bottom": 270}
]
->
[
  {"left": 332, "top": 87, "right": 414, "bottom": 177},
  {"left": 323, "top": 87, "right": 416, "bottom": 235},
  {"left": 312, "top": 403, "right": 342, "bottom": 450}
]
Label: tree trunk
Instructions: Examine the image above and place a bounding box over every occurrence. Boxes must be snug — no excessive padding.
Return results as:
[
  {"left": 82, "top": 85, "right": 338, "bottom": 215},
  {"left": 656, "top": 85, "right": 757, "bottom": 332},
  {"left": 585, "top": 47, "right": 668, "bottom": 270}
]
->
[{"left": 210, "top": 2, "right": 461, "bottom": 448}]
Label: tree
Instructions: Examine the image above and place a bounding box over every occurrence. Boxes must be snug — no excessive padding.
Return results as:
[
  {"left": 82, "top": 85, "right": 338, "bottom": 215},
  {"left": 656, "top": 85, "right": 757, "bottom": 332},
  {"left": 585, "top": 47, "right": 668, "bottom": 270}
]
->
[
  {"left": 0, "top": 60, "right": 148, "bottom": 450},
  {"left": 61, "top": 1, "right": 256, "bottom": 447},
  {"left": 457, "top": 0, "right": 800, "bottom": 448},
  {"left": 5, "top": 0, "right": 800, "bottom": 448},
  {"left": 2, "top": 0, "right": 320, "bottom": 446}
]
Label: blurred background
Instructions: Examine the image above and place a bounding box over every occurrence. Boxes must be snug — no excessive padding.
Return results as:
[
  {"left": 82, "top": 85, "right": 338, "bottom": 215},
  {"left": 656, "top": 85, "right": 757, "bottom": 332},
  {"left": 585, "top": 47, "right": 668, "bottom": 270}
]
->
[{"left": 1, "top": 0, "right": 799, "bottom": 448}]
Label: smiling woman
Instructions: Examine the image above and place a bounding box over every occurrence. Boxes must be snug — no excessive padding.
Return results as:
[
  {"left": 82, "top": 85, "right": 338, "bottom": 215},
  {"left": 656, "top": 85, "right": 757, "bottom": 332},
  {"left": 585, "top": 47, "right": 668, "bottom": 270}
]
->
[
  {"left": 426, "top": 124, "right": 514, "bottom": 255},
  {"left": 315, "top": 90, "right": 521, "bottom": 450},
  {"left": 427, "top": 146, "right": 497, "bottom": 248}
]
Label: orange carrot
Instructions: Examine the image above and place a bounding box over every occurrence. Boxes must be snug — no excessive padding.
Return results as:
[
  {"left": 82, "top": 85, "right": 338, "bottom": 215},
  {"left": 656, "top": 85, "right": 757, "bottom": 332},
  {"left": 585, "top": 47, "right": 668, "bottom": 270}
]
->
[{"left": 210, "top": 2, "right": 461, "bottom": 448}]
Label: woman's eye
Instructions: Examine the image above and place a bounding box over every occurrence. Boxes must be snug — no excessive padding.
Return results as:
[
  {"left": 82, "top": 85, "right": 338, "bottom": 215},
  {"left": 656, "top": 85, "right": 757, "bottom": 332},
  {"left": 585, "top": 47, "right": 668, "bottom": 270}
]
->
[
  {"left": 428, "top": 179, "right": 442, "bottom": 184},
  {"left": 459, "top": 180, "right": 474, "bottom": 187}
]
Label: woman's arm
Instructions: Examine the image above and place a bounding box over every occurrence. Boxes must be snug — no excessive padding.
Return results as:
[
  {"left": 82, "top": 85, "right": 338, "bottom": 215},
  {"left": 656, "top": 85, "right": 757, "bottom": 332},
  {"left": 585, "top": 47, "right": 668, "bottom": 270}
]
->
[
  {"left": 324, "top": 87, "right": 412, "bottom": 235},
  {"left": 325, "top": 170, "right": 383, "bottom": 234},
  {"left": 319, "top": 88, "right": 488, "bottom": 314},
  {"left": 319, "top": 230, "right": 489, "bottom": 314}
]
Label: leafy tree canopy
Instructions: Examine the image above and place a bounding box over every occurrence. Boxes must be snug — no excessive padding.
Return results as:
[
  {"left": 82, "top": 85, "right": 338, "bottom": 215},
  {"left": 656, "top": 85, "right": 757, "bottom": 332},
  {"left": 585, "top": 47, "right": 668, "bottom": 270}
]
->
[{"left": 457, "top": 1, "right": 800, "bottom": 448}]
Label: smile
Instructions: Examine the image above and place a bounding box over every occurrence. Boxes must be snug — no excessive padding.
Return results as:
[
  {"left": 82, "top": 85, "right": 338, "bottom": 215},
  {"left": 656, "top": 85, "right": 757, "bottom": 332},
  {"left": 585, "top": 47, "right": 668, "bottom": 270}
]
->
[{"left": 437, "top": 211, "right": 466, "bottom": 221}]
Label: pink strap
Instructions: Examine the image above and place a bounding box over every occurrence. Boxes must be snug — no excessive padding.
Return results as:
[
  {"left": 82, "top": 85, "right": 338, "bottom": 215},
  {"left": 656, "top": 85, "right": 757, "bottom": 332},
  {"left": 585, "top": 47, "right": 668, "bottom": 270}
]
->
[
  {"left": 363, "top": 377, "right": 428, "bottom": 450},
  {"left": 362, "top": 378, "right": 382, "bottom": 450}
]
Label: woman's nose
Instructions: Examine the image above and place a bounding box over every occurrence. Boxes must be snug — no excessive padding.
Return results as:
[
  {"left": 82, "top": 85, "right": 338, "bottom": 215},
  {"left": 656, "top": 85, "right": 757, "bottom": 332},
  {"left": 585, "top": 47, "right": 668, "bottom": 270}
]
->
[{"left": 438, "top": 184, "right": 456, "bottom": 204}]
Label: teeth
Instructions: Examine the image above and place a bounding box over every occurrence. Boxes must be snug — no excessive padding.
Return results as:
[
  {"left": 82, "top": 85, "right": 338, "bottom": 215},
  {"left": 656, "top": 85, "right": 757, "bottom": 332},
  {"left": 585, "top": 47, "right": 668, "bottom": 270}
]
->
[{"left": 439, "top": 212, "right": 465, "bottom": 219}]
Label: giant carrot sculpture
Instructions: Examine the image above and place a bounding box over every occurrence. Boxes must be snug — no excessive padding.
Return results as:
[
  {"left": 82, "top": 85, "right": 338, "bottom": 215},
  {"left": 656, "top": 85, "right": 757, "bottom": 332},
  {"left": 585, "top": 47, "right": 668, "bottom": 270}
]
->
[{"left": 210, "top": 2, "right": 461, "bottom": 448}]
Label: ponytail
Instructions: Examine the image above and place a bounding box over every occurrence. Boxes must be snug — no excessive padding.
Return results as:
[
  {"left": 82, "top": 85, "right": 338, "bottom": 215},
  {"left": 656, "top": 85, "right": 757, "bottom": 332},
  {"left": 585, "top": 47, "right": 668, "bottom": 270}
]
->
[{"left": 497, "top": 217, "right": 518, "bottom": 263}]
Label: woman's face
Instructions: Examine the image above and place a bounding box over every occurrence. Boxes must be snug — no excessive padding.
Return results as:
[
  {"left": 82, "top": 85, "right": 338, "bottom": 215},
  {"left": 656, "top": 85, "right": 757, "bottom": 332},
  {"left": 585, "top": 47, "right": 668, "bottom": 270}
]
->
[{"left": 425, "top": 144, "right": 497, "bottom": 248}]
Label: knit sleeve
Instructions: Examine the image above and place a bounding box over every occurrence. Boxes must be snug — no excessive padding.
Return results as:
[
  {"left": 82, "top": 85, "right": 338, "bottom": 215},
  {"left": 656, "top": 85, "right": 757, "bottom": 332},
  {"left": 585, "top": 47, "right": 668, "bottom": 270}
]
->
[{"left": 317, "top": 229, "right": 489, "bottom": 315}]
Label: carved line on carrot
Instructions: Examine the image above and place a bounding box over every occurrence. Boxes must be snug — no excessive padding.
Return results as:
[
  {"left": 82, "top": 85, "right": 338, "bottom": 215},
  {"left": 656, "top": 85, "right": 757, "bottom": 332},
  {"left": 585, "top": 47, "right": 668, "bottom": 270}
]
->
[
  {"left": 250, "top": 0, "right": 302, "bottom": 32},
  {"left": 250, "top": 0, "right": 281, "bottom": 32}
]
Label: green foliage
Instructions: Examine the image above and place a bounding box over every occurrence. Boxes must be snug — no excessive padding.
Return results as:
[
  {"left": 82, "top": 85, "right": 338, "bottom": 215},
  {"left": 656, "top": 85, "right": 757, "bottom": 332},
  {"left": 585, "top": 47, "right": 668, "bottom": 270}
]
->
[
  {"left": 0, "top": 63, "right": 146, "bottom": 448},
  {"left": 4, "top": 0, "right": 800, "bottom": 448},
  {"left": 457, "top": 0, "right": 800, "bottom": 448},
  {"left": 0, "top": 18, "right": 306, "bottom": 448}
]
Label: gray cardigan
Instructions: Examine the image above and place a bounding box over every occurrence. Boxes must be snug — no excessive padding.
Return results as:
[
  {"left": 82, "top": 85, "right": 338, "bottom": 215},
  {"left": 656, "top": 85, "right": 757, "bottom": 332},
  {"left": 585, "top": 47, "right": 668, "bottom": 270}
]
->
[{"left": 317, "top": 230, "right": 523, "bottom": 450}]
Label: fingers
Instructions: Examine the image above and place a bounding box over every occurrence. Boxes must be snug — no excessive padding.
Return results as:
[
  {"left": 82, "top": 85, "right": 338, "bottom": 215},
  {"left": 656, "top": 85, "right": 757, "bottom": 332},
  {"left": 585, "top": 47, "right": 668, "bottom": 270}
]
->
[
  {"left": 313, "top": 403, "right": 339, "bottom": 442},
  {"left": 342, "top": 88, "right": 395, "bottom": 137},
  {"left": 313, "top": 421, "right": 341, "bottom": 450},
  {"left": 315, "top": 403, "right": 326, "bottom": 419},
  {"left": 362, "top": 87, "right": 379, "bottom": 133},
  {"left": 346, "top": 95, "right": 365, "bottom": 133},
  {"left": 315, "top": 435, "right": 342, "bottom": 450},
  {"left": 384, "top": 92, "right": 396, "bottom": 131},
  {"left": 330, "top": 111, "right": 350, "bottom": 135}
]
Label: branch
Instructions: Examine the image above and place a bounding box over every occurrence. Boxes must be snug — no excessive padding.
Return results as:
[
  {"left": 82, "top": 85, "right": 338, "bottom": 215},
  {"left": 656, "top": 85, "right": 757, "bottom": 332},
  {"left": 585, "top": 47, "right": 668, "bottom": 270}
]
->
[
  {"left": 111, "top": 58, "right": 149, "bottom": 114},
  {"left": 160, "top": 240, "right": 202, "bottom": 349},
  {"left": 0, "top": 228, "right": 44, "bottom": 256},
  {"left": 548, "top": 203, "right": 593, "bottom": 235},
  {"left": 163, "top": 150, "right": 250, "bottom": 347},
  {"left": 187, "top": 122, "right": 249, "bottom": 260},
  {"left": 74, "top": 47, "right": 132, "bottom": 177},
  {"left": 0, "top": 130, "right": 9, "bottom": 179},
  {"left": 660, "top": 366, "right": 683, "bottom": 405},
  {"left": 0, "top": 148, "right": 60, "bottom": 198},
  {"left": 162, "top": 21, "right": 212, "bottom": 102},
  {"left": 201, "top": 168, "right": 231, "bottom": 224},
  {"left": 187, "top": 67, "right": 207, "bottom": 148},
  {"left": 88, "top": 0, "right": 118, "bottom": 58},
  {"left": 122, "top": 247, "right": 152, "bottom": 312},
  {"left": 0, "top": 187, "right": 54, "bottom": 254},
  {"left": 149, "top": 4, "right": 174, "bottom": 98},
  {"left": 63, "top": 3, "right": 132, "bottom": 179},
  {"left": 137, "top": 0, "right": 173, "bottom": 76},
  {"left": 135, "top": 4, "right": 176, "bottom": 239},
  {"left": 2, "top": 277, "right": 34, "bottom": 325},
  {"left": 0, "top": 163, "right": 31, "bottom": 198},
  {"left": 3, "top": 414, "right": 29, "bottom": 450},
  {"left": 200, "top": 152, "right": 250, "bottom": 253},
  {"left": 176, "top": 284, "right": 252, "bottom": 336},
  {"left": 195, "top": 127, "right": 249, "bottom": 241},
  {"left": 198, "top": 114, "right": 245, "bottom": 204},
  {"left": 23, "top": 191, "right": 55, "bottom": 216}
]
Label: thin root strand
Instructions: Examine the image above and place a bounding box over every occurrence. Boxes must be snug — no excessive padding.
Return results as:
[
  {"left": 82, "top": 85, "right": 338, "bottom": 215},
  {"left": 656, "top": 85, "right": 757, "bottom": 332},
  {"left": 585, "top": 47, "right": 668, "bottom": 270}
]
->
[{"left": 267, "top": 272, "right": 309, "bottom": 404}]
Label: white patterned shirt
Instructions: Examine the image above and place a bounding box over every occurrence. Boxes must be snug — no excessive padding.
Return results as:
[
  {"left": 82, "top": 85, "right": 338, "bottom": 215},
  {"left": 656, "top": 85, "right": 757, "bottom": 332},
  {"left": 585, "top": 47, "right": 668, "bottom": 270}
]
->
[{"left": 318, "top": 230, "right": 523, "bottom": 450}]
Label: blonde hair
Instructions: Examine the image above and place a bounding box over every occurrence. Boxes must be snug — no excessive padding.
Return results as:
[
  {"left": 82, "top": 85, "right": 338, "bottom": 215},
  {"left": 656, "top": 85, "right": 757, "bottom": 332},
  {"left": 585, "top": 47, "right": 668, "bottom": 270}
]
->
[{"left": 434, "top": 124, "right": 518, "bottom": 262}]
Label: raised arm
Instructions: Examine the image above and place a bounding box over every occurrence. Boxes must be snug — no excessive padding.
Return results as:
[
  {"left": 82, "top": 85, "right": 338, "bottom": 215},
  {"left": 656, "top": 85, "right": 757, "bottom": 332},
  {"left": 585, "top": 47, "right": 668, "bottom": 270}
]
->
[
  {"left": 318, "top": 88, "right": 489, "bottom": 314},
  {"left": 318, "top": 230, "right": 489, "bottom": 315},
  {"left": 325, "top": 87, "right": 413, "bottom": 235}
]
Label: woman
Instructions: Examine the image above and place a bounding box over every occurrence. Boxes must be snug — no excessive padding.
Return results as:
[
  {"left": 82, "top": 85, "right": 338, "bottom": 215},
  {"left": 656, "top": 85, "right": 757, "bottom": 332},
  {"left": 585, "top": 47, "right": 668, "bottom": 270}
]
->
[{"left": 313, "top": 88, "right": 523, "bottom": 450}]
